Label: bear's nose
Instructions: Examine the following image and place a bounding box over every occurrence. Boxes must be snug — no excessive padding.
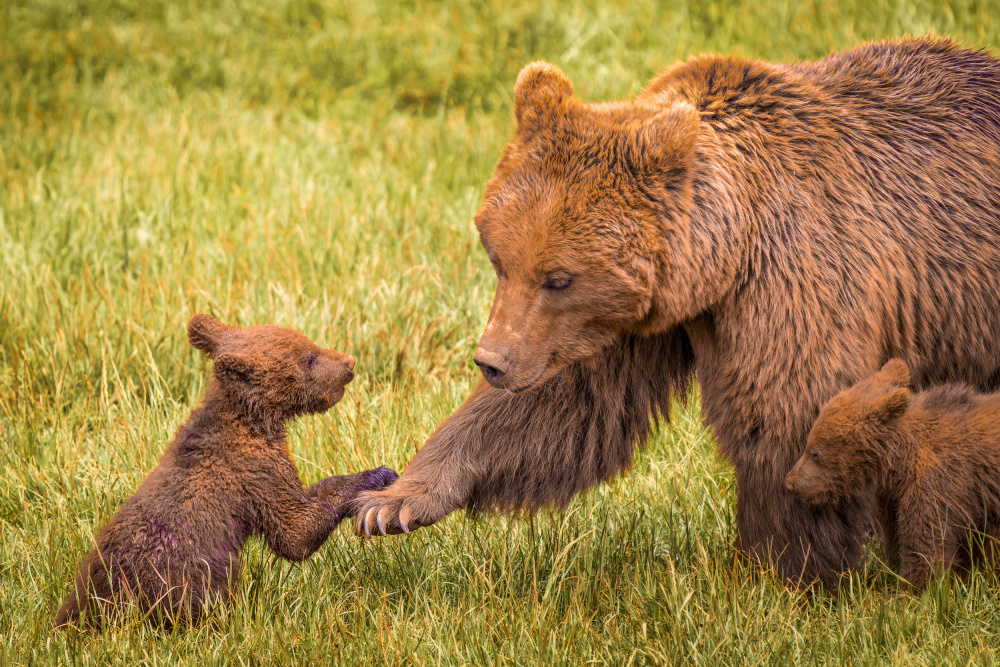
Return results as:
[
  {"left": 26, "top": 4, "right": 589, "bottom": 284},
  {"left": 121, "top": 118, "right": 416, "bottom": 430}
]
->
[
  {"left": 785, "top": 477, "right": 795, "bottom": 493},
  {"left": 474, "top": 347, "right": 510, "bottom": 385},
  {"left": 345, "top": 354, "right": 355, "bottom": 372}
]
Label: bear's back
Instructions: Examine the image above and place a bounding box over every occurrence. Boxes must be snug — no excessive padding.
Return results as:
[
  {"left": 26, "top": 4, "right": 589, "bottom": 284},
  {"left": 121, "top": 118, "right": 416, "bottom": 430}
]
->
[{"left": 796, "top": 38, "right": 1000, "bottom": 140}]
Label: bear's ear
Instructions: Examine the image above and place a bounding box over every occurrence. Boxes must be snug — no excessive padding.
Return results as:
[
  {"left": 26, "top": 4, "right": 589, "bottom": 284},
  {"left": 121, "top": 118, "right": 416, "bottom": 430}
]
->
[
  {"left": 868, "top": 387, "right": 910, "bottom": 424},
  {"left": 641, "top": 103, "right": 700, "bottom": 181},
  {"left": 514, "top": 61, "right": 574, "bottom": 133},
  {"left": 188, "top": 314, "right": 233, "bottom": 358},
  {"left": 876, "top": 358, "right": 911, "bottom": 388},
  {"left": 213, "top": 352, "right": 257, "bottom": 385}
]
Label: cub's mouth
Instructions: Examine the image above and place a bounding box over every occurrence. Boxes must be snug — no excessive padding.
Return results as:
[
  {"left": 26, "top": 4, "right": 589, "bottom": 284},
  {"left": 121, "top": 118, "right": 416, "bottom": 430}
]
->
[{"left": 314, "top": 387, "right": 346, "bottom": 410}]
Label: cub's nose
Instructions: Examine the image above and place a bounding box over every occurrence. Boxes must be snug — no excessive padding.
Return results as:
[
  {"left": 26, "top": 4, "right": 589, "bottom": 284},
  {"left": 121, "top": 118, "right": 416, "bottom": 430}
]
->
[
  {"left": 333, "top": 351, "right": 355, "bottom": 382},
  {"left": 474, "top": 347, "right": 509, "bottom": 385},
  {"left": 785, "top": 477, "right": 795, "bottom": 493}
]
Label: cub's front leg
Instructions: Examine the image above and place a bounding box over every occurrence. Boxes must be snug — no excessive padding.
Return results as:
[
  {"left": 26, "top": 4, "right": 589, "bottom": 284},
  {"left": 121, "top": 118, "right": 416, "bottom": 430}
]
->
[
  {"left": 897, "top": 501, "right": 960, "bottom": 590},
  {"left": 261, "top": 466, "right": 398, "bottom": 561}
]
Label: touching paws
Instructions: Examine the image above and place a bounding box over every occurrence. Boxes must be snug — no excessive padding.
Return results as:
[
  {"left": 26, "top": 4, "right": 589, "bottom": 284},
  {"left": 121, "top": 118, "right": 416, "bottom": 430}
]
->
[{"left": 309, "top": 466, "right": 398, "bottom": 518}]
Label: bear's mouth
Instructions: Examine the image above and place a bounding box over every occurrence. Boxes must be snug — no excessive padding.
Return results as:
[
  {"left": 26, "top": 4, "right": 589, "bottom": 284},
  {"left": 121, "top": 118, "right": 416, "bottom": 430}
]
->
[
  {"left": 503, "top": 356, "right": 554, "bottom": 394},
  {"left": 319, "top": 387, "right": 346, "bottom": 408}
]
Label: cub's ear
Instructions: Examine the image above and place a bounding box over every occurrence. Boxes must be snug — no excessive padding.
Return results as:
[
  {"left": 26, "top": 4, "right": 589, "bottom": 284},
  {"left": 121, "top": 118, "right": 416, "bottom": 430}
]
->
[
  {"left": 188, "top": 314, "right": 233, "bottom": 358},
  {"left": 213, "top": 352, "right": 257, "bottom": 385},
  {"left": 641, "top": 103, "right": 700, "bottom": 181},
  {"left": 514, "top": 61, "right": 573, "bottom": 133},
  {"left": 876, "top": 358, "right": 911, "bottom": 388},
  {"left": 868, "top": 387, "right": 910, "bottom": 424}
]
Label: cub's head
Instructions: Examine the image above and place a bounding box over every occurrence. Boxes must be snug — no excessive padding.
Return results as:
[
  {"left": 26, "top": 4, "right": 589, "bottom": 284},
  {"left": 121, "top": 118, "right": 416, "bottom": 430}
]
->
[
  {"left": 187, "top": 314, "right": 355, "bottom": 420},
  {"left": 785, "top": 359, "right": 912, "bottom": 505},
  {"left": 472, "top": 62, "right": 701, "bottom": 392}
]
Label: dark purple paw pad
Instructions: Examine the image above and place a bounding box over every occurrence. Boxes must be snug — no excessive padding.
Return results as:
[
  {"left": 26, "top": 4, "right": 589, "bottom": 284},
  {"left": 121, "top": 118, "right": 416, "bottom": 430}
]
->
[{"left": 360, "top": 466, "right": 399, "bottom": 491}]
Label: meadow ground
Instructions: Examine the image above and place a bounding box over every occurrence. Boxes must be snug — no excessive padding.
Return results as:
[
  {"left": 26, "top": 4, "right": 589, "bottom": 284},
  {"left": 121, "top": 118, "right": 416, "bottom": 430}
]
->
[{"left": 3, "top": 0, "right": 1000, "bottom": 664}]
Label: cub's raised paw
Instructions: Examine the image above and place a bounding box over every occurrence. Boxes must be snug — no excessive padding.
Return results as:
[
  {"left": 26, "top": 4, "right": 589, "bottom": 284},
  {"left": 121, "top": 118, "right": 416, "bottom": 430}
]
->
[{"left": 358, "top": 467, "right": 399, "bottom": 493}]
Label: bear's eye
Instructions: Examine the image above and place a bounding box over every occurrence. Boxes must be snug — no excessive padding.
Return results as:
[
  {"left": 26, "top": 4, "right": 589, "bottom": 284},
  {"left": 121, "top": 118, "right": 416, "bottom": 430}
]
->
[
  {"left": 811, "top": 450, "right": 821, "bottom": 461},
  {"left": 488, "top": 252, "right": 504, "bottom": 279},
  {"left": 306, "top": 353, "right": 317, "bottom": 369},
  {"left": 543, "top": 275, "right": 573, "bottom": 292}
]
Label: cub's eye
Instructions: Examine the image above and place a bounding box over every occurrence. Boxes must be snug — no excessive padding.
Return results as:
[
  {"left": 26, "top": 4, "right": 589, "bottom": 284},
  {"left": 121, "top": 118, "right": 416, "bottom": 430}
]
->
[
  {"left": 811, "top": 451, "right": 821, "bottom": 461},
  {"left": 543, "top": 275, "right": 573, "bottom": 292},
  {"left": 306, "top": 353, "right": 317, "bottom": 369}
]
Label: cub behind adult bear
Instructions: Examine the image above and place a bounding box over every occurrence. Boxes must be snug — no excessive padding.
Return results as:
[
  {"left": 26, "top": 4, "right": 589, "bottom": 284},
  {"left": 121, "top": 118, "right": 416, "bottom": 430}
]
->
[
  {"left": 56, "top": 314, "right": 397, "bottom": 628},
  {"left": 785, "top": 359, "right": 1000, "bottom": 588}
]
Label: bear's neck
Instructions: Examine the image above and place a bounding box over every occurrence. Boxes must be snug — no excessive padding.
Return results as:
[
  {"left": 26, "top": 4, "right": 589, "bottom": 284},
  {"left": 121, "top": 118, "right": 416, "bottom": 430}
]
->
[
  {"left": 638, "top": 124, "right": 753, "bottom": 334},
  {"left": 641, "top": 58, "right": 846, "bottom": 333},
  {"left": 194, "top": 387, "right": 289, "bottom": 442}
]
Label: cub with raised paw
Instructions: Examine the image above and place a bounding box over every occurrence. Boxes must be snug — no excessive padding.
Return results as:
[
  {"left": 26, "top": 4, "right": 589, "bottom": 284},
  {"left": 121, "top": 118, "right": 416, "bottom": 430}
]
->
[
  {"left": 56, "top": 314, "right": 398, "bottom": 628},
  {"left": 786, "top": 359, "right": 1000, "bottom": 589}
]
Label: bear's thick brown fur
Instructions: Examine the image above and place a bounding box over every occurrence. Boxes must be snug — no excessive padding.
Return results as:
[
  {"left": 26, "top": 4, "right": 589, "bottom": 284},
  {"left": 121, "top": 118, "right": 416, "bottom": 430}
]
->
[
  {"left": 56, "top": 315, "right": 397, "bottom": 628},
  {"left": 355, "top": 38, "right": 1000, "bottom": 587},
  {"left": 786, "top": 360, "right": 1000, "bottom": 588}
]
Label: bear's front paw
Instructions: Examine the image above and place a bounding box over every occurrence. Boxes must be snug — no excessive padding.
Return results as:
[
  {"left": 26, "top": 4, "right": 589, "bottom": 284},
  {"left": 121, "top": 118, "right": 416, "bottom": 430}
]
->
[{"left": 353, "top": 488, "right": 454, "bottom": 538}]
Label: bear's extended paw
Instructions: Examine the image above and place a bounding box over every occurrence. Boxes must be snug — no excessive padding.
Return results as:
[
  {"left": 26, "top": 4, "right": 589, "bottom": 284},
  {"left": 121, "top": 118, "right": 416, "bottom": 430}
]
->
[{"left": 353, "top": 488, "right": 453, "bottom": 538}]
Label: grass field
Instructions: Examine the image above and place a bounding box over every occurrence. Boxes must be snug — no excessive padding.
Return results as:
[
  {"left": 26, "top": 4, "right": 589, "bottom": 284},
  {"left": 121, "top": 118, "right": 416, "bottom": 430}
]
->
[{"left": 4, "top": 0, "right": 1000, "bottom": 664}]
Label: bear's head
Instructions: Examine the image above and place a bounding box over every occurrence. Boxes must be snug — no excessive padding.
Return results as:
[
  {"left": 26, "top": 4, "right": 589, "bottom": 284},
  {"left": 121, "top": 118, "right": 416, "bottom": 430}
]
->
[
  {"left": 472, "top": 62, "right": 703, "bottom": 391},
  {"left": 785, "top": 359, "right": 912, "bottom": 505},
  {"left": 187, "top": 314, "right": 355, "bottom": 422}
]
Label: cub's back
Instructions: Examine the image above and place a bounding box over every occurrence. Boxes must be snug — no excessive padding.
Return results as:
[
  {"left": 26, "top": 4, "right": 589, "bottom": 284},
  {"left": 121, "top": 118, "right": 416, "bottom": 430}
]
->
[{"left": 913, "top": 384, "right": 1000, "bottom": 458}]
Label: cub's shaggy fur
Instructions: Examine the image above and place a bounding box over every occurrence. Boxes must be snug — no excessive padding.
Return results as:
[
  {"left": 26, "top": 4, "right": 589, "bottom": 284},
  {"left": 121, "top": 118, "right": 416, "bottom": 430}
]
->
[
  {"left": 786, "top": 360, "right": 1000, "bottom": 588},
  {"left": 356, "top": 38, "right": 1000, "bottom": 587},
  {"left": 56, "top": 315, "right": 397, "bottom": 628}
]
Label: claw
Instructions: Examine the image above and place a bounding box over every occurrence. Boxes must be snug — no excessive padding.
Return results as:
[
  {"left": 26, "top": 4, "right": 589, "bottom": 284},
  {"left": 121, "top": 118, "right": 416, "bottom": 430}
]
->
[
  {"left": 398, "top": 506, "right": 410, "bottom": 534},
  {"left": 376, "top": 507, "right": 388, "bottom": 536},
  {"left": 364, "top": 507, "right": 376, "bottom": 538}
]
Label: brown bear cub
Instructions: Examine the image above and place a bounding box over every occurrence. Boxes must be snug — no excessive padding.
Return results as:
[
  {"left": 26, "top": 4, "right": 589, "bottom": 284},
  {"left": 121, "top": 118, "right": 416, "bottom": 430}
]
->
[
  {"left": 56, "top": 314, "right": 398, "bottom": 628},
  {"left": 786, "top": 359, "right": 1000, "bottom": 589}
]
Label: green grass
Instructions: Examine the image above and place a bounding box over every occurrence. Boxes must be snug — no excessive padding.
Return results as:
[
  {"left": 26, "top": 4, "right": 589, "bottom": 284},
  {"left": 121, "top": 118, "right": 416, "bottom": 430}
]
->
[{"left": 3, "top": 0, "right": 1000, "bottom": 663}]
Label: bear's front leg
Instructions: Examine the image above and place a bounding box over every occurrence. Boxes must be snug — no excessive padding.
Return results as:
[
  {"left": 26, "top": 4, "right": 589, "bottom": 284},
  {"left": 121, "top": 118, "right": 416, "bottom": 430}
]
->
[
  {"left": 354, "top": 411, "right": 482, "bottom": 536},
  {"left": 733, "top": 454, "right": 871, "bottom": 588},
  {"left": 356, "top": 331, "right": 686, "bottom": 537},
  {"left": 900, "top": 551, "right": 933, "bottom": 589}
]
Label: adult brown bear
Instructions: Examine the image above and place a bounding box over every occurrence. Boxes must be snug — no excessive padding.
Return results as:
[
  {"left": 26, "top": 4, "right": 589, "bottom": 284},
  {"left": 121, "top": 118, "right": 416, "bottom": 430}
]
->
[{"left": 356, "top": 37, "right": 1000, "bottom": 587}]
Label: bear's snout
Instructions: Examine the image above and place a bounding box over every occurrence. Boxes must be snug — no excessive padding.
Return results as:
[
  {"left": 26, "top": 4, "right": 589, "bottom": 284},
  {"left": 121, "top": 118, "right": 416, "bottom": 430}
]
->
[
  {"left": 474, "top": 344, "right": 510, "bottom": 385},
  {"left": 328, "top": 351, "right": 355, "bottom": 385}
]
